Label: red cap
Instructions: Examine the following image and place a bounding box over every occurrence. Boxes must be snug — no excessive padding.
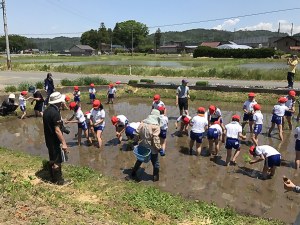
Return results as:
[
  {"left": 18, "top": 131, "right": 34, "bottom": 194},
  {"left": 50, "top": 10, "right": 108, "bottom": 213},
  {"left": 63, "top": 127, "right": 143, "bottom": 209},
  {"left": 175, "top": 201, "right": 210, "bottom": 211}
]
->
[
  {"left": 69, "top": 102, "right": 77, "bottom": 110},
  {"left": 249, "top": 146, "right": 255, "bottom": 155},
  {"left": 90, "top": 83, "right": 95, "bottom": 87},
  {"left": 214, "top": 120, "right": 220, "bottom": 125},
  {"left": 115, "top": 81, "right": 121, "bottom": 84},
  {"left": 198, "top": 107, "right": 206, "bottom": 114},
  {"left": 85, "top": 111, "right": 90, "bottom": 115},
  {"left": 21, "top": 91, "right": 28, "bottom": 95},
  {"left": 278, "top": 97, "right": 287, "bottom": 103},
  {"left": 253, "top": 104, "right": 261, "bottom": 111},
  {"left": 157, "top": 106, "right": 165, "bottom": 112},
  {"left": 65, "top": 95, "right": 71, "bottom": 102},
  {"left": 153, "top": 94, "right": 160, "bottom": 101},
  {"left": 232, "top": 114, "right": 240, "bottom": 121},
  {"left": 209, "top": 105, "right": 216, "bottom": 114},
  {"left": 183, "top": 116, "right": 190, "bottom": 124},
  {"left": 111, "top": 116, "right": 118, "bottom": 125},
  {"left": 109, "top": 83, "right": 114, "bottom": 88},
  {"left": 93, "top": 99, "right": 101, "bottom": 109},
  {"left": 289, "top": 90, "right": 296, "bottom": 97},
  {"left": 248, "top": 92, "right": 255, "bottom": 97},
  {"left": 74, "top": 86, "right": 79, "bottom": 91}
]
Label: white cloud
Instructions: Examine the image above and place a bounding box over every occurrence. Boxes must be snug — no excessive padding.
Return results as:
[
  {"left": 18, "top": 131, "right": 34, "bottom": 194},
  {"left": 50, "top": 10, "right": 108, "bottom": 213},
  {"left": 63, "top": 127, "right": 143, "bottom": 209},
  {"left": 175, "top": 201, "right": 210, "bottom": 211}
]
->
[
  {"left": 239, "top": 22, "right": 273, "bottom": 31},
  {"left": 213, "top": 18, "right": 240, "bottom": 30}
]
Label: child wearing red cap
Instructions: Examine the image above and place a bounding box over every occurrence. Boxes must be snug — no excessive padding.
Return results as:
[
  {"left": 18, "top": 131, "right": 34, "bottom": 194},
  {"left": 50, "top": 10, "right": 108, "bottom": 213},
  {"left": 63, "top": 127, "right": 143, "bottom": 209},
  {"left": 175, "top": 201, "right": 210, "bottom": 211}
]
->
[
  {"left": 175, "top": 113, "right": 191, "bottom": 135},
  {"left": 207, "top": 105, "right": 224, "bottom": 129},
  {"left": 111, "top": 115, "right": 129, "bottom": 143},
  {"left": 158, "top": 106, "right": 168, "bottom": 155},
  {"left": 152, "top": 94, "right": 165, "bottom": 110},
  {"left": 107, "top": 84, "right": 117, "bottom": 104},
  {"left": 224, "top": 115, "right": 246, "bottom": 166},
  {"left": 19, "top": 91, "right": 32, "bottom": 119},
  {"left": 283, "top": 90, "right": 296, "bottom": 130},
  {"left": 242, "top": 92, "right": 257, "bottom": 133},
  {"left": 248, "top": 145, "right": 281, "bottom": 179},
  {"left": 61, "top": 95, "right": 71, "bottom": 110},
  {"left": 252, "top": 104, "right": 263, "bottom": 146},
  {"left": 89, "top": 83, "right": 96, "bottom": 104},
  {"left": 84, "top": 111, "right": 94, "bottom": 139},
  {"left": 268, "top": 97, "right": 290, "bottom": 141},
  {"left": 73, "top": 86, "right": 81, "bottom": 106},
  {"left": 207, "top": 121, "right": 222, "bottom": 156},
  {"left": 294, "top": 125, "right": 300, "bottom": 169},
  {"left": 90, "top": 100, "right": 106, "bottom": 148},
  {"left": 189, "top": 107, "right": 208, "bottom": 156},
  {"left": 65, "top": 102, "right": 92, "bottom": 146}
]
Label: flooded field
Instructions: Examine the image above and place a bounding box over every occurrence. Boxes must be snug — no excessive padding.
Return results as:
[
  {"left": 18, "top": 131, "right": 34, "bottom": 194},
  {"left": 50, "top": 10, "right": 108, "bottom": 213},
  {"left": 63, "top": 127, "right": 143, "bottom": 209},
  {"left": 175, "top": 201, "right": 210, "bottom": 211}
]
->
[{"left": 0, "top": 98, "right": 299, "bottom": 223}]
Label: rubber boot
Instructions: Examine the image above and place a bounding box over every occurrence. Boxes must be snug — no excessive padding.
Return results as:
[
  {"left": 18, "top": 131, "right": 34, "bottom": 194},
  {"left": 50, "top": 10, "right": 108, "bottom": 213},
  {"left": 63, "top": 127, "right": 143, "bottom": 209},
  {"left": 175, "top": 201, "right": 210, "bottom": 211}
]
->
[
  {"left": 153, "top": 168, "right": 159, "bottom": 182},
  {"left": 131, "top": 160, "right": 142, "bottom": 177}
]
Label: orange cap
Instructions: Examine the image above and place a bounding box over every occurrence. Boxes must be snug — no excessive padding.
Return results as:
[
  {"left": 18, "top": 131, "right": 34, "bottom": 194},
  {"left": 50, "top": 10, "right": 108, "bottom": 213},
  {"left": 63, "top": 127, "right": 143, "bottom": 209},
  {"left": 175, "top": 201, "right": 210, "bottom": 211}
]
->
[
  {"left": 253, "top": 104, "right": 261, "bottom": 111},
  {"left": 248, "top": 92, "right": 255, "bottom": 97},
  {"left": 65, "top": 95, "right": 71, "bottom": 102},
  {"left": 249, "top": 146, "right": 255, "bottom": 155},
  {"left": 109, "top": 83, "right": 114, "bottom": 88},
  {"left": 21, "top": 91, "right": 28, "bottom": 95},
  {"left": 198, "top": 107, "right": 206, "bottom": 114},
  {"left": 278, "top": 97, "right": 287, "bottom": 103},
  {"left": 183, "top": 116, "right": 190, "bottom": 124},
  {"left": 209, "top": 105, "right": 216, "bottom": 114},
  {"left": 289, "top": 90, "right": 296, "bottom": 97},
  {"left": 69, "top": 102, "right": 77, "bottom": 110},
  {"left": 74, "top": 86, "right": 79, "bottom": 91},
  {"left": 111, "top": 116, "right": 118, "bottom": 125},
  {"left": 90, "top": 83, "right": 95, "bottom": 87},
  {"left": 93, "top": 99, "right": 101, "bottom": 108},
  {"left": 232, "top": 114, "right": 240, "bottom": 121},
  {"left": 153, "top": 94, "right": 160, "bottom": 101}
]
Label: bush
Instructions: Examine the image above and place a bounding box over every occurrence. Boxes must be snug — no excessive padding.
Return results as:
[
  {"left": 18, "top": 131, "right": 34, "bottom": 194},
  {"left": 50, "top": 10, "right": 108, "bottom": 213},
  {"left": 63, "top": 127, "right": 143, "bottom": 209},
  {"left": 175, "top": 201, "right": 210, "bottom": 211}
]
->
[
  {"left": 35, "top": 81, "right": 44, "bottom": 89},
  {"left": 195, "top": 81, "right": 208, "bottom": 86},
  {"left": 128, "top": 80, "right": 138, "bottom": 85},
  {"left": 140, "top": 79, "right": 154, "bottom": 83},
  {"left": 18, "top": 82, "right": 32, "bottom": 91},
  {"left": 193, "top": 46, "right": 275, "bottom": 58},
  {"left": 60, "top": 76, "right": 109, "bottom": 86},
  {"left": 61, "top": 78, "right": 74, "bottom": 86},
  {"left": 4, "top": 85, "right": 17, "bottom": 93}
]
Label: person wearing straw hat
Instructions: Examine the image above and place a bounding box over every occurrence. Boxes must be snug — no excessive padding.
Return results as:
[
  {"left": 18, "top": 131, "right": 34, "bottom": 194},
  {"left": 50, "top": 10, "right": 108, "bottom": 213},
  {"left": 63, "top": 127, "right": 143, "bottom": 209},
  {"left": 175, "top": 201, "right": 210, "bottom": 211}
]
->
[
  {"left": 128, "top": 109, "right": 163, "bottom": 182},
  {"left": 43, "top": 92, "right": 69, "bottom": 185}
]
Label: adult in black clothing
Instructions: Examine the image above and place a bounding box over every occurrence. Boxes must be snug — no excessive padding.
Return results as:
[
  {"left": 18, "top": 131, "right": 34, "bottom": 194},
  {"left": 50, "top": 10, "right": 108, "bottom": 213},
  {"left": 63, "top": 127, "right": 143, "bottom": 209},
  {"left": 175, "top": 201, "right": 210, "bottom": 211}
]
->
[
  {"left": 29, "top": 86, "right": 44, "bottom": 117},
  {"left": 43, "top": 91, "right": 69, "bottom": 185},
  {"left": 44, "top": 73, "right": 55, "bottom": 105}
]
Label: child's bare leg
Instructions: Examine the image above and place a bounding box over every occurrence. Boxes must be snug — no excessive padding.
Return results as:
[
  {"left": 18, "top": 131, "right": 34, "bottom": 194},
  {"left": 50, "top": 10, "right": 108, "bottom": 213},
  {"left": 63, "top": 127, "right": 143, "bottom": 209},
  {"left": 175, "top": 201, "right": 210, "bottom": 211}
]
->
[
  {"left": 21, "top": 111, "right": 26, "bottom": 119},
  {"left": 226, "top": 149, "right": 232, "bottom": 166},
  {"left": 232, "top": 149, "right": 240, "bottom": 163},
  {"left": 208, "top": 139, "right": 213, "bottom": 155},
  {"left": 268, "top": 123, "right": 275, "bottom": 136},
  {"left": 251, "top": 134, "right": 258, "bottom": 146},
  {"left": 278, "top": 124, "right": 283, "bottom": 141},
  {"left": 84, "top": 129, "right": 92, "bottom": 143},
  {"left": 160, "top": 138, "right": 166, "bottom": 151},
  {"left": 249, "top": 121, "right": 254, "bottom": 133},
  {"left": 189, "top": 139, "right": 195, "bottom": 152},
  {"left": 78, "top": 128, "right": 82, "bottom": 145},
  {"left": 262, "top": 164, "right": 269, "bottom": 178},
  {"left": 296, "top": 151, "right": 300, "bottom": 169},
  {"left": 97, "top": 130, "right": 103, "bottom": 148},
  {"left": 270, "top": 167, "right": 276, "bottom": 176},
  {"left": 287, "top": 116, "right": 292, "bottom": 130},
  {"left": 195, "top": 142, "right": 202, "bottom": 156},
  {"left": 214, "top": 140, "right": 219, "bottom": 155}
]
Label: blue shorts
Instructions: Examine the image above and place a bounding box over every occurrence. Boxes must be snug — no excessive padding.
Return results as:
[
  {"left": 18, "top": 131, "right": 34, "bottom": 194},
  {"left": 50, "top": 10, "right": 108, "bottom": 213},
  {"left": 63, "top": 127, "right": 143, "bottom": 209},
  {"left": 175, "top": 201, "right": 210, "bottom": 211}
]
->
[
  {"left": 190, "top": 131, "right": 203, "bottom": 143},
  {"left": 210, "top": 117, "right": 222, "bottom": 124},
  {"left": 271, "top": 114, "right": 283, "bottom": 125},
  {"left": 225, "top": 138, "right": 240, "bottom": 150},
  {"left": 207, "top": 128, "right": 219, "bottom": 140},
  {"left": 243, "top": 113, "right": 254, "bottom": 122},
  {"left": 284, "top": 111, "right": 293, "bottom": 117},
  {"left": 253, "top": 124, "right": 262, "bottom": 135},
  {"left": 295, "top": 140, "right": 300, "bottom": 151},
  {"left": 89, "top": 93, "right": 95, "bottom": 100},
  {"left": 78, "top": 121, "right": 88, "bottom": 131},
  {"left": 159, "top": 129, "right": 167, "bottom": 139},
  {"left": 108, "top": 94, "right": 115, "bottom": 99},
  {"left": 94, "top": 125, "right": 105, "bottom": 132},
  {"left": 20, "top": 106, "right": 26, "bottom": 112},
  {"left": 74, "top": 96, "right": 80, "bottom": 102},
  {"left": 265, "top": 154, "right": 281, "bottom": 168},
  {"left": 125, "top": 126, "right": 136, "bottom": 139}
]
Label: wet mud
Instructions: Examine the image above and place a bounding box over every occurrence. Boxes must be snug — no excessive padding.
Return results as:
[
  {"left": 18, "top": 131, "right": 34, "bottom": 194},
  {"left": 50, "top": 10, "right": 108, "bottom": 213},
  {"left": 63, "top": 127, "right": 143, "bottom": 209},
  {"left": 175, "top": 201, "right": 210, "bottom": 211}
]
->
[{"left": 0, "top": 98, "right": 299, "bottom": 223}]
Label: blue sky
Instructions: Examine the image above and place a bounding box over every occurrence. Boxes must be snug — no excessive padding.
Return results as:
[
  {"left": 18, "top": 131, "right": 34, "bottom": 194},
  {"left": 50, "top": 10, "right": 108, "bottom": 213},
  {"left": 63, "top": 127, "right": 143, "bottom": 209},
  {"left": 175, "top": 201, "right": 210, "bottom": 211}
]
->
[{"left": 3, "top": 0, "right": 300, "bottom": 37}]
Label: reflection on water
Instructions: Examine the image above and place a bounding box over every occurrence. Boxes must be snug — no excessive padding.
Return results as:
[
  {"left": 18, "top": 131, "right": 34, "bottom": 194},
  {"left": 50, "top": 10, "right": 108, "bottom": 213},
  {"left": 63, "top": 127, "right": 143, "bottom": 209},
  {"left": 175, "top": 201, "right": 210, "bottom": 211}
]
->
[{"left": 0, "top": 98, "right": 299, "bottom": 223}]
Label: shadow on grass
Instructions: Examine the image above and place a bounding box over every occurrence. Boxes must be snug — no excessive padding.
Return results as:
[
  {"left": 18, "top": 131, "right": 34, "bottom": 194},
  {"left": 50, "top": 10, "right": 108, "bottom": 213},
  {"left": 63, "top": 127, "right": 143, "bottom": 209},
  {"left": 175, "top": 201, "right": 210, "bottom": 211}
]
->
[{"left": 35, "top": 160, "right": 52, "bottom": 183}]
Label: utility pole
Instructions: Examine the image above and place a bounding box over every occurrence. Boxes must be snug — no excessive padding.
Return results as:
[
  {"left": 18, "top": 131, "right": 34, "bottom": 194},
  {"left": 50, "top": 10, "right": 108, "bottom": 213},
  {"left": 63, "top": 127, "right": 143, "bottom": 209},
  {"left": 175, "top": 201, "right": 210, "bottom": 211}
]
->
[
  {"left": 1, "top": 0, "right": 11, "bottom": 70},
  {"left": 131, "top": 26, "right": 133, "bottom": 57}
]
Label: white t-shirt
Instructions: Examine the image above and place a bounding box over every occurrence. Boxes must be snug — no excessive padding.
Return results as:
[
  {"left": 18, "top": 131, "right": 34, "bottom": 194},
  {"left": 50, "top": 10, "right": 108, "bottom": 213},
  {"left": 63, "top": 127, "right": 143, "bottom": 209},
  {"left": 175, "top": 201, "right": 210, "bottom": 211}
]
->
[
  {"left": 117, "top": 115, "right": 128, "bottom": 126},
  {"left": 89, "top": 88, "right": 96, "bottom": 94},
  {"left": 90, "top": 109, "right": 106, "bottom": 127},
  {"left": 207, "top": 108, "right": 222, "bottom": 119},
  {"left": 255, "top": 145, "right": 280, "bottom": 158},
  {"left": 273, "top": 104, "right": 289, "bottom": 116},
  {"left": 128, "top": 122, "right": 140, "bottom": 130},
  {"left": 209, "top": 123, "right": 222, "bottom": 136},
  {"left": 243, "top": 100, "right": 257, "bottom": 112},
  {"left": 176, "top": 115, "right": 191, "bottom": 123},
  {"left": 160, "top": 115, "right": 168, "bottom": 130},
  {"left": 19, "top": 95, "right": 26, "bottom": 107},
  {"left": 74, "top": 108, "right": 86, "bottom": 123},
  {"left": 225, "top": 121, "right": 242, "bottom": 139},
  {"left": 285, "top": 96, "right": 295, "bottom": 109},
  {"left": 74, "top": 91, "right": 81, "bottom": 97},
  {"left": 294, "top": 127, "right": 300, "bottom": 140},
  {"left": 108, "top": 87, "right": 117, "bottom": 95},
  {"left": 190, "top": 115, "right": 208, "bottom": 133},
  {"left": 85, "top": 112, "right": 91, "bottom": 123},
  {"left": 253, "top": 111, "right": 263, "bottom": 125},
  {"left": 152, "top": 101, "right": 165, "bottom": 110}
]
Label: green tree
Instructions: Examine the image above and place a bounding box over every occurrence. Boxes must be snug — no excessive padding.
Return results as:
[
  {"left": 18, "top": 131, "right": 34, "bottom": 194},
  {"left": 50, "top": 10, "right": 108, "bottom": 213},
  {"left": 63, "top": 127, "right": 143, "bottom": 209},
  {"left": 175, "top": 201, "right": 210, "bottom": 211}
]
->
[
  {"left": 98, "top": 22, "right": 109, "bottom": 47},
  {"left": 80, "top": 29, "right": 99, "bottom": 49},
  {"left": 112, "top": 20, "right": 149, "bottom": 49},
  {"left": 154, "top": 28, "right": 162, "bottom": 49},
  {"left": 0, "top": 35, "right": 36, "bottom": 53}
]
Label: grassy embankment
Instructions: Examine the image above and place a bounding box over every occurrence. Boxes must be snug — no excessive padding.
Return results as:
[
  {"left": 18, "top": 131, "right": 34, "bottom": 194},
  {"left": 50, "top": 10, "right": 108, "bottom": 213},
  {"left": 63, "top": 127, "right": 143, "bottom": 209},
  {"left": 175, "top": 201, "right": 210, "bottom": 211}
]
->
[
  {"left": 0, "top": 147, "right": 283, "bottom": 225},
  {"left": 1, "top": 55, "right": 290, "bottom": 81}
]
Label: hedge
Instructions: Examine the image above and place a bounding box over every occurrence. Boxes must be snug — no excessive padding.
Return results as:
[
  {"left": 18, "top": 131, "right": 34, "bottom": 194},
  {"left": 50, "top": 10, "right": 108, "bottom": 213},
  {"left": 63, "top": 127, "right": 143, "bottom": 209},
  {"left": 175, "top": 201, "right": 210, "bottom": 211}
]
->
[
  {"left": 140, "top": 79, "right": 154, "bottom": 83},
  {"left": 193, "top": 46, "right": 275, "bottom": 58},
  {"left": 195, "top": 81, "right": 208, "bottom": 86}
]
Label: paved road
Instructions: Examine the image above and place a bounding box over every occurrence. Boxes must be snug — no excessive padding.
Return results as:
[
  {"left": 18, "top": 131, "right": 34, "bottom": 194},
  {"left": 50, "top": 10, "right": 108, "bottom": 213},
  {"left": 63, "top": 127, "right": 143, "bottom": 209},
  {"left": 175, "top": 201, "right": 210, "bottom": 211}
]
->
[{"left": 0, "top": 70, "right": 297, "bottom": 90}]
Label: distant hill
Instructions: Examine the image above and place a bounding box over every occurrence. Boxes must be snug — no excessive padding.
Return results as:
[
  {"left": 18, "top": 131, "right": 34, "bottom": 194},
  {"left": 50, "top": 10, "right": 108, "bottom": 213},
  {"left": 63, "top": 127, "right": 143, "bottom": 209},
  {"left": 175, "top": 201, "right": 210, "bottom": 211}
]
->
[
  {"left": 29, "top": 36, "right": 80, "bottom": 52},
  {"left": 149, "top": 29, "right": 288, "bottom": 45}
]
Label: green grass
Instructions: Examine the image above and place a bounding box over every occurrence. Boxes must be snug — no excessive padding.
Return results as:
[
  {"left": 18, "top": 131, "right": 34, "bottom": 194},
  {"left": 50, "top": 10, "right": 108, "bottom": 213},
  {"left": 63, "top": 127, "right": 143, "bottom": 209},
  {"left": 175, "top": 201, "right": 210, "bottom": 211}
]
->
[
  {"left": 60, "top": 76, "right": 109, "bottom": 86},
  {"left": 0, "top": 147, "right": 283, "bottom": 225}
]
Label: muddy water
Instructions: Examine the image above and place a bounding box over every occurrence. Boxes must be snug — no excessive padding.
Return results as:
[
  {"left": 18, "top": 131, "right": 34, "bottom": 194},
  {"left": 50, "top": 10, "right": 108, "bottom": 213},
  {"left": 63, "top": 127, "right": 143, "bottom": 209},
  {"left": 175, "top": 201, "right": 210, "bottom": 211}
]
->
[{"left": 0, "top": 98, "right": 299, "bottom": 223}]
